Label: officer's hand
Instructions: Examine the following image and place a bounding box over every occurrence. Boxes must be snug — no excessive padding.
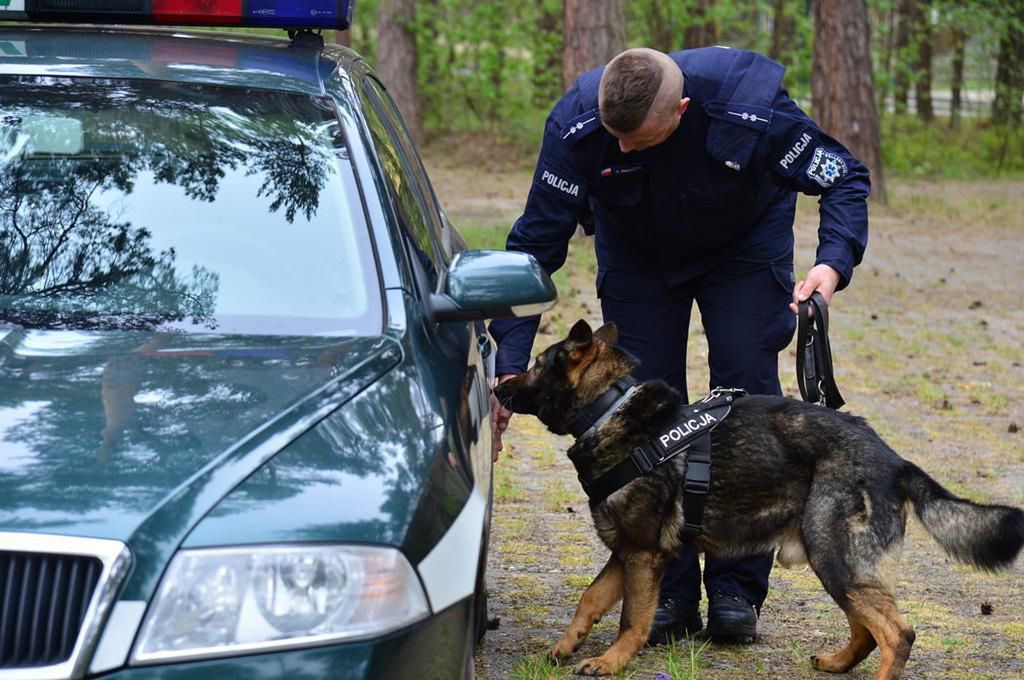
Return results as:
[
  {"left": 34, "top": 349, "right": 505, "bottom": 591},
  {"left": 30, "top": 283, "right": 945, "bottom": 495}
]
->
[
  {"left": 490, "top": 374, "right": 517, "bottom": 462},
  {"left": 790, "top": 264, "right": 841, "bottom": 315}
]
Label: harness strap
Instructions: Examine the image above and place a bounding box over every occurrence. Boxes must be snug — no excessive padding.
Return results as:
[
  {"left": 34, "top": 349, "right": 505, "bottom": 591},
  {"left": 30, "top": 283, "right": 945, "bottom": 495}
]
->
[
  {"left": 567, "top": 376, "right": 637, "bottom": 439},
  {"left": 796, "top": 292, "right": 845, "bottom": 409},
  {"left": 578, "top": 390, "right": 743, "bottom": 528},
  {"left": 679, "top": 433, "right": 711, "bottom": 542}
]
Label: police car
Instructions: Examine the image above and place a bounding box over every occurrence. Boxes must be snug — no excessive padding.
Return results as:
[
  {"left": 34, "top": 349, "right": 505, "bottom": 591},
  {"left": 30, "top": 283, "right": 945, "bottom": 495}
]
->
[{"left": 0, "top": 3, "right": 556, "bottom": 678}]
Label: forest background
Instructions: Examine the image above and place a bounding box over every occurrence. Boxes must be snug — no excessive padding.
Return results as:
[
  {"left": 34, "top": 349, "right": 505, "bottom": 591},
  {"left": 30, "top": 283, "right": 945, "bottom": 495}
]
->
[{"left": 344, "top": 0, "right": 1024, "bottom": 186}]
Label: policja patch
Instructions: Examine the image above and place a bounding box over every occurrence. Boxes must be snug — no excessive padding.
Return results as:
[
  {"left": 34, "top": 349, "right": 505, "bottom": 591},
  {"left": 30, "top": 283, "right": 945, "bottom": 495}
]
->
[{"left": 806, "top": 147, "right": 848, "bottom": 188}]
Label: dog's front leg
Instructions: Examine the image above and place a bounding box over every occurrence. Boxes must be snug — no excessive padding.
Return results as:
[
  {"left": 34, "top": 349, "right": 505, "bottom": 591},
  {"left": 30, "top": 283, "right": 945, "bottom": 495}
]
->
[
  {"left": 574, "top": 551, "right": 664, "bottom": 676},
  {"left": 551, "top": 554, "right": 624, "bottom": 662}
]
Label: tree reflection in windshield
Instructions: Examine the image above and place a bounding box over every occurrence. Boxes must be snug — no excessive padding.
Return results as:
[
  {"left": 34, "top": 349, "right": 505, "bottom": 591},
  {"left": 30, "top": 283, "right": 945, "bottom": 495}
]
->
[
  {"left": 0, "top": 161, "right": 220, "bottom": 330},
  {"left": 0, "top": 77, "right": 343, "bottom": 332}
]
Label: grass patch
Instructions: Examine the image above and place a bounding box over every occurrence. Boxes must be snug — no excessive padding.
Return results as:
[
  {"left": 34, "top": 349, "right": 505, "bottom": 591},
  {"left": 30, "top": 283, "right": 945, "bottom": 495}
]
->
[
  {"left": 658, "top": 637, "right": 712, "bottom": 680},
  {"left": 913, "top": 376, "right": 949, "bottom": 409},
  {"left": 544, "top": 480, "right": 578, "bottom": 511},
  {"left": 498, "top": 542, "right": 543, "bottom": 564},
  {"left": 495, "top": 463, "right": 528, "bottom": 502},
  {"left": 564, "top": 574, "right": 592, "bottom": 590},
  {"left": 941, "top": 636, "right": 970, "bottom": 654},
  {"left": 506, "top": 574, "right": 551, "bottom": 600},
  {"left": 457, "top": 217, "right": 513, "bottom": 251},
  {"left": 966, "top": 386, "right": 1008, "bottom": 415},
  {"left": 559, "top": 554, "right": 592, "bottom": 569},
  {"left": 495, "top": 517, "right": 531, "bottom": 540},
  {"left": 510, "top": 603, "right": 550, "bottom": 621},
  {"left": 509, "top": 654, "right": 567, "bottom": 680},
  {"left": 882, "top": 114, "right": 1024, "bottom": 179}
]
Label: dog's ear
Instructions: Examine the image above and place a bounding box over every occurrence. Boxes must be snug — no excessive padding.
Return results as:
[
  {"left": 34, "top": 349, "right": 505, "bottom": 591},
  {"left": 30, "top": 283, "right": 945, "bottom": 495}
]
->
[
  {"left": 567, "top": 319, "right": 593, "bottom": 346},
  {"left": 592, "top": 322, "right": 619, "bottom": 346}
]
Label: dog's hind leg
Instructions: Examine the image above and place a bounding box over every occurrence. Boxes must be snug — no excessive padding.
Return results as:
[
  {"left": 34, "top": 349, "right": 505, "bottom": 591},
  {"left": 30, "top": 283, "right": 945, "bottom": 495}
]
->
[
  {"left": 802, "top": 483, "right": 915, "bottom": 679},
  {"left": 810, "top": 575, "right": 913, "bottom": 679},
  {"left": 551, "top": 555, "right": 624, "bottom": 662},
  {"left": 574, "top": 551, "right": 664, "bottom": 676},
  {"left": 811, "top": 611, "right": 876, "bottom": 673},
  {"left": 843, "top": 586, "right": 915, "bottom": 680}
]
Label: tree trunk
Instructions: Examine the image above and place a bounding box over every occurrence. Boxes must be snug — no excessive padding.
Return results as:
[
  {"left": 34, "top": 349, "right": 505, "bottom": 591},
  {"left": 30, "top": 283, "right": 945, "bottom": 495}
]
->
[
  {"left": 812, "top": 0, "right": 886, "bottom": 203},
  {"left": 769, "top": 0, "right": 795, "bottom": 62},
  {"left": 376, "top": 0, "right": 422, "bottom": 144},
  {"left": 912, "top": 0, "right": 933, "bottom": 122},
  {"left": 684, "top": 0, "right": 718, "bottom": 49},
  {"left": 879, "top": 5, "right": 896, "bottom": 112},
  {"left": 563, "top": 0, "right": 627, "bottom": 91},
  {"left": 533, "top": 1, "right": 564, "bottom": 107},
  {"left": 950, "top": 25, "right": 965, "bottom": 129},
  {"left": 992, "top": 0, "right": 1024, "bottom": 126},
  {"left": 647, "top": 0, "right": 677, "bottom": 53},
  {"left": 893, "top": 0, "right": 914, "bottom": 114}
]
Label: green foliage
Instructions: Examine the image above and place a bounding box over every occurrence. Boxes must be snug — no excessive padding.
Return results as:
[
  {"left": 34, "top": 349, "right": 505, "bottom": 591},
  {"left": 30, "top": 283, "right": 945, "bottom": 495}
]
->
[
  {"left": 625, "top": 1, "right": 814, "bottom": 100},
  {"left": 660, "top": 636, "right": 711, "bottom": 679},
  {"left": 353, "top": 0, "right": 563, "bottom": 144},
  {"left": 349, "top": 0, "right": 1023, "bottom": 178},
  {"left": 881, "top": 114, "right": 1024, "bottom": 178}
]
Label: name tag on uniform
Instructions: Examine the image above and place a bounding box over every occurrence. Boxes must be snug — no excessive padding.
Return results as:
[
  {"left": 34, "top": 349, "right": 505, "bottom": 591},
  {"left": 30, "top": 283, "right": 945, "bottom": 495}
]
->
[{"left": 599, "top": 164, "right": 643, "bottom": 178}]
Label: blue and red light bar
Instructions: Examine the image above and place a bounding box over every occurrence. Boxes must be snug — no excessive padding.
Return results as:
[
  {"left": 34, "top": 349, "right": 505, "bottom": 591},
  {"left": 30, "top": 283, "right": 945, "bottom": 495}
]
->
[{"left": 0, "top": 0, "right": 354, "bottom": 30}]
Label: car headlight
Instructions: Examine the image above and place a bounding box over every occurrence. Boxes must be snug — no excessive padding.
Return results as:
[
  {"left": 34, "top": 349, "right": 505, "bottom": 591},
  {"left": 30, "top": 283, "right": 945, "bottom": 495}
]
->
[{"left": 132, "top": 544, "right": 429, "bottom": 663}]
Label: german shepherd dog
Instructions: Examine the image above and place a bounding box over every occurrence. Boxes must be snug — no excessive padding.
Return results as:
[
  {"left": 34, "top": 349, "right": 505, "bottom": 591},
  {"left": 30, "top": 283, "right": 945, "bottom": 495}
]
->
[{"left": 493, "top": 320, "right": 1024, "bottom": 679}]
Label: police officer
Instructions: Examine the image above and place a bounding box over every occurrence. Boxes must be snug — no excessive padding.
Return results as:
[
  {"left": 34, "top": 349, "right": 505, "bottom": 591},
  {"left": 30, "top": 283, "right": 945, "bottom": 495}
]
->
[{"left": 489, "top": 47, "right": 869, "bottom": 644}]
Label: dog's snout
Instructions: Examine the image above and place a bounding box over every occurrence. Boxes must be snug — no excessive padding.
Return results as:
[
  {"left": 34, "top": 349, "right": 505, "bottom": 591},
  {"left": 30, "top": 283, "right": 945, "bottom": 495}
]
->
[{"left": 494, "top": 373, "right": 534, "bottom": 414}]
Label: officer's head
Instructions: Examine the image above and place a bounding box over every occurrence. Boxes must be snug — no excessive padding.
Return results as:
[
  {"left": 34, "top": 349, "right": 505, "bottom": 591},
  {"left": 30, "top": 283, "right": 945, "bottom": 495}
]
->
[{"left": 599, "top": 48, "right": 689, "bottom": 153}]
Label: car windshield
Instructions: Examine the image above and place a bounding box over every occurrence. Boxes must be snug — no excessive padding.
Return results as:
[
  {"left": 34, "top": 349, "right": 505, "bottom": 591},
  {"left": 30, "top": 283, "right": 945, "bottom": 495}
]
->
[{"left": 0, "top": 76, "right": 380, "bottom": 335}]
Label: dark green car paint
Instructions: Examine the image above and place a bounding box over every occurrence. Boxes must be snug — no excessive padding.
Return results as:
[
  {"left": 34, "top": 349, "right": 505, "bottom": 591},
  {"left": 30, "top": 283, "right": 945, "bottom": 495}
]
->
[
  {"left": 0, "top": 331, "right": 401, "bottom": 598},
  {"left": 184, "top": 294, "right": 483, "bottom": 567},
  {"left": 101, "top": 599, "right": 474, "bottom": 679},
  {"left": 443, "top": 250, "right": 558, "bottom": 316}
]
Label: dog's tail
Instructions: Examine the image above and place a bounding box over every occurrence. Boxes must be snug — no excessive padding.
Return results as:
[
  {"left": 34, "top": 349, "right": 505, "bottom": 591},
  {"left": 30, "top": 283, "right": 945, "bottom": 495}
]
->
[{"left": 902, "top": 462, "right": 1024, "bottom": 571}]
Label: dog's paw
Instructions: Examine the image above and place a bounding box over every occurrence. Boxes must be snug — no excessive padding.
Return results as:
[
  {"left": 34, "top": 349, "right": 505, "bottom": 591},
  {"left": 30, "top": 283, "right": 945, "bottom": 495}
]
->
[
  {"left": 810, "top": 652, "right": 852, "bottom": 673},
  {"left": 551, "top": 637, "right": 576, "bottom": 660},
  {"left": 573, "top": 656, "right": 617, "bottom": 676}
]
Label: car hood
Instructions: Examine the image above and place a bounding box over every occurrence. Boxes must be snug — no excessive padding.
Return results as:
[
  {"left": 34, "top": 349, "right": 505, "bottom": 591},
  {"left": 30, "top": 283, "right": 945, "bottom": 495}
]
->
[{"left": 0, "top": 326, "right": 400, "bottom": 542}]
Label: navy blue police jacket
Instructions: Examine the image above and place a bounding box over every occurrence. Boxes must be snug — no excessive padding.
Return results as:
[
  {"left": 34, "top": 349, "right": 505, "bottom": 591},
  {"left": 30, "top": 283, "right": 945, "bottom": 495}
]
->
[{"left": 490, "top": 47, "right": 870, "bottom": 376}]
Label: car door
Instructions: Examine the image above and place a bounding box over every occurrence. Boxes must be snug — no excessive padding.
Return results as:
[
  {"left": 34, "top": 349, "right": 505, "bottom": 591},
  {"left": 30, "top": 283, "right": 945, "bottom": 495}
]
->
[{"left": 357, "top": 74, "right": 493, "bottom": 493}]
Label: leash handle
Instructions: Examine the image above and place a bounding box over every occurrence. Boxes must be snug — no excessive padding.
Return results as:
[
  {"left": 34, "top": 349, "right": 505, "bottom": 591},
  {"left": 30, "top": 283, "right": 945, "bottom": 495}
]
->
[{"left": 796, "top": 292, "right": 845, "bottom": 409}]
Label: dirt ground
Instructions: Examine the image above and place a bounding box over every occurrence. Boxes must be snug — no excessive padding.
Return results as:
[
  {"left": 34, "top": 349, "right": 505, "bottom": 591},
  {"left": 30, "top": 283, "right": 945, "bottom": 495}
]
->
[{"left": 424, "top": 148, "right": 1024, "bottom": 680}]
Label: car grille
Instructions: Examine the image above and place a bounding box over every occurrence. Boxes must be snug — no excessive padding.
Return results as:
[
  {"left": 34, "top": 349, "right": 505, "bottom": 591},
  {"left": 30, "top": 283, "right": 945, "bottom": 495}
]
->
[
  {"left": 0, "top": 534, "right": 129, "bottom": 680},
  {"left": 0, "top": 551, "right": 102, "bottom": 669}
]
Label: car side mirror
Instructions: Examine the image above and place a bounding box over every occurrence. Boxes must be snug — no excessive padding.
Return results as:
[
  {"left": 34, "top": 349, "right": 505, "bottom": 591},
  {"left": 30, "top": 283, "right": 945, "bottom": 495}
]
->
[{"left": 429, "top": 250, "right": 557, "bottom": 322}]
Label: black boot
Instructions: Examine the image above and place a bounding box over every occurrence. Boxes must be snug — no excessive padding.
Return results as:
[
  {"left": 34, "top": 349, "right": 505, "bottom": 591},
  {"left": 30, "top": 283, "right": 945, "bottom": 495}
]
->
[
  {"left": 646, "top": 597, "right": 702, "bottom": 646},
  {"left": 706, "top": 591, "right": 757, "bottom": 643}
]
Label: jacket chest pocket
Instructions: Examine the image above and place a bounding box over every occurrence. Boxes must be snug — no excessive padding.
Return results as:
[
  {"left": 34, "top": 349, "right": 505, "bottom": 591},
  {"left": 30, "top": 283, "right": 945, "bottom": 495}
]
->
[
  {"left": 679, "top": 174, "right": 762, "bottom": 248},
  {"left": 686, "top": 168, "right": 759, "bottom": 208},
  {"left": 593, "top": 169, "right": 646, "bottom": 227}
]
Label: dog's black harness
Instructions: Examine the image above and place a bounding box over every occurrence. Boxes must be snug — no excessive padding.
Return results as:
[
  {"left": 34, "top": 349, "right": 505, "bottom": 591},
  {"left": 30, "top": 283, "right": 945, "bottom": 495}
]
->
[{"left": 572, "top": 385, "right": 746, "bottom": 541}]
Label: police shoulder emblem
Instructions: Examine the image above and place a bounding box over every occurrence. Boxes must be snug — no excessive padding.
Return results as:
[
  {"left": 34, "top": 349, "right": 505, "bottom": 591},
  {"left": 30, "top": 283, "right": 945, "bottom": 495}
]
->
[
  {"left": 560, "top": 108, "right": 601, "bottom": 147},
  {"left": 806, "top": 147, "right": 848, "bottom": 188}
]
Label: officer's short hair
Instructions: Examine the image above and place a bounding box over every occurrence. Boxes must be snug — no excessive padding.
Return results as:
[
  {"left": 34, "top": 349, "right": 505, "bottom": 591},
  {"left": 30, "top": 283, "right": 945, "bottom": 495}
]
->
[{"left": 599, "top": 49, "right": 681, "bottom": 133}]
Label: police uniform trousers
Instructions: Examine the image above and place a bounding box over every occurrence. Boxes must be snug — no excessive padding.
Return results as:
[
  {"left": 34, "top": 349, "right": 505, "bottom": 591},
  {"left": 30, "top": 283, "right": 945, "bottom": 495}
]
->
[{"left": 597, "top": 253, "right": 797, "bottom": 609}]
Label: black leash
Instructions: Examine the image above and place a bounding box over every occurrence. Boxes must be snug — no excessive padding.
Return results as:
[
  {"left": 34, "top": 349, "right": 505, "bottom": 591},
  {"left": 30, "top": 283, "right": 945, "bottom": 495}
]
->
[{"left": 796, "top": 291, "right": 844, "bottom": 409}]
